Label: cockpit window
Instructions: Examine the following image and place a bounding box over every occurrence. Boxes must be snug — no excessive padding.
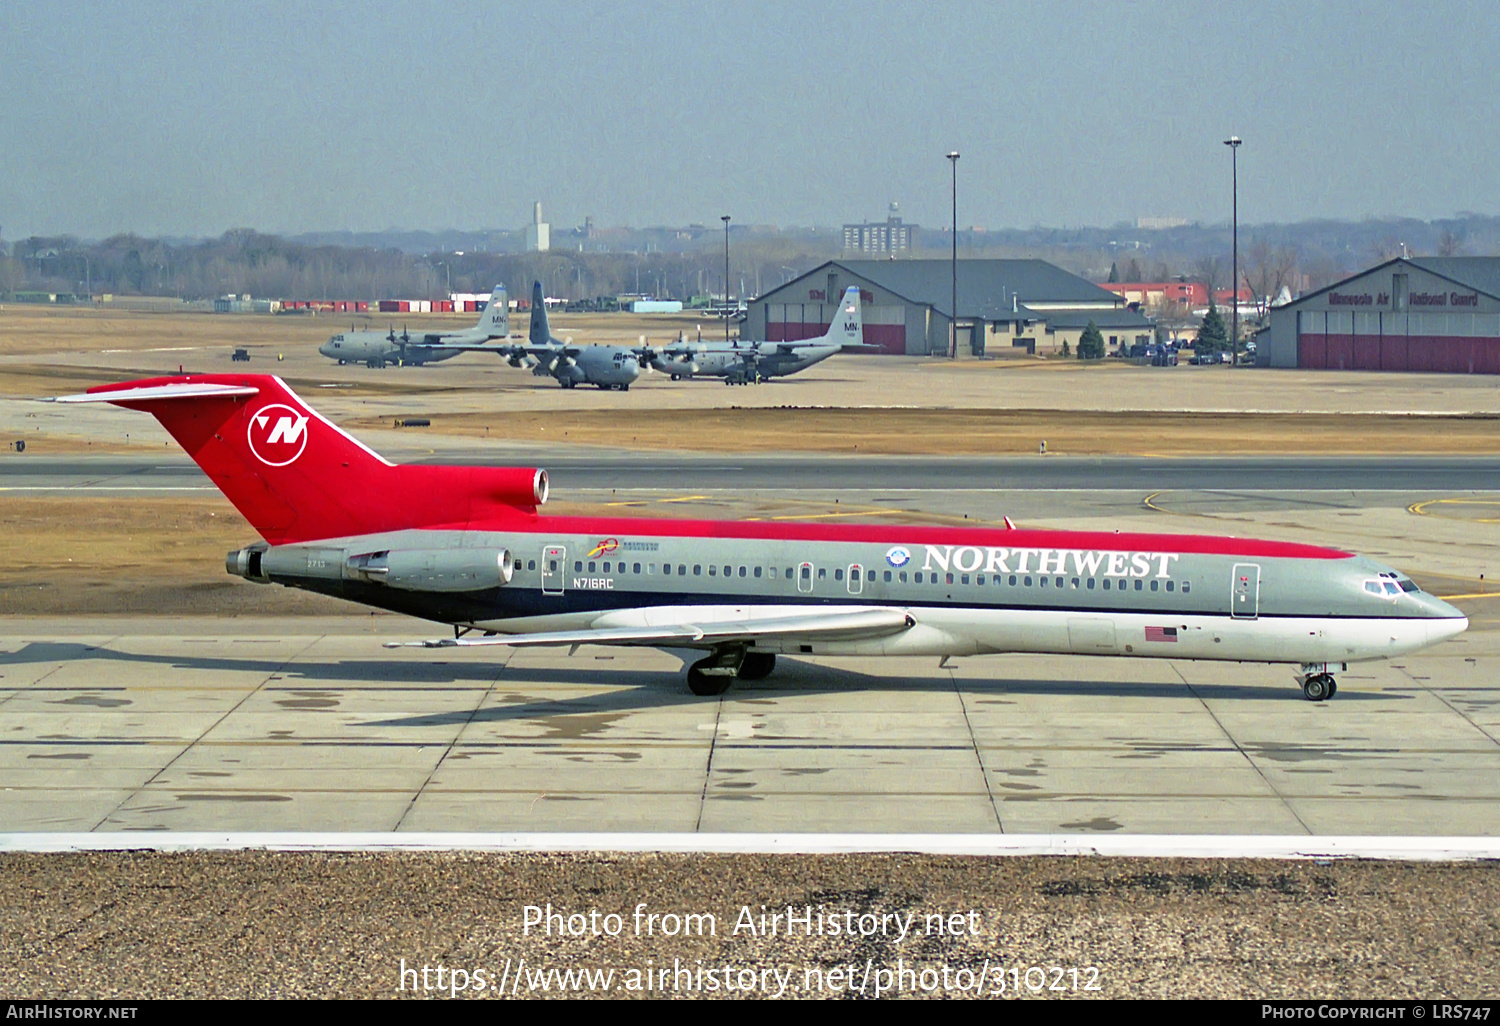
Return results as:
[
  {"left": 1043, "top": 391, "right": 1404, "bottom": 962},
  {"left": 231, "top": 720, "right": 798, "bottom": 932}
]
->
[
  {"left": 1364, "top": 581, "right": 1383, "bottom": 596},
  {"left": 1399, "top": 580, "right": 1420, "bottom": 593},
  {"left": 1383, "top": 581, "right": 1400, "bottom": 597}
]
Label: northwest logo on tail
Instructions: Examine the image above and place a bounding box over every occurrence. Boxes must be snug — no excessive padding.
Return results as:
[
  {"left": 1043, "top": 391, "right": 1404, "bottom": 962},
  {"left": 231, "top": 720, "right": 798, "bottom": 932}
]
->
[{"left": 248, "top": 404, "right": 310, "bottom": 466}]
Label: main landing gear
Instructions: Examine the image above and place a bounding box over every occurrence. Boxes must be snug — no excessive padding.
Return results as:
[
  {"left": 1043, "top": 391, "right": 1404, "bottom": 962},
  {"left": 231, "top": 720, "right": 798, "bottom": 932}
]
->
[
  {"left": 1297, "top": 663, "right": 1344, "bottom": 702},
  {"left": 686, "top": 648, "right": 776, "bottom": 696}
]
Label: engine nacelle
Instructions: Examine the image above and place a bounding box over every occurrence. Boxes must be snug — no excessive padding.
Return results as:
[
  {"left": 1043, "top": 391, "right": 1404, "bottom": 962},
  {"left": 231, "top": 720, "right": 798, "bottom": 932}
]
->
[
  {"left": 226, "top": 544, "right": 271, "bottom": 583},
  {"left": 346, "top": 548, "right": 515, "bottom": 592}
]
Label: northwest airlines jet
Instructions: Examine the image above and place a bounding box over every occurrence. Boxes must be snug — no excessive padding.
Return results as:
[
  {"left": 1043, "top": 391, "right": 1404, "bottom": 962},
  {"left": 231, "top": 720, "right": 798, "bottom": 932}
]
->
[{"left": 59, "top": 375, "right": 1467, "bottom": 701}]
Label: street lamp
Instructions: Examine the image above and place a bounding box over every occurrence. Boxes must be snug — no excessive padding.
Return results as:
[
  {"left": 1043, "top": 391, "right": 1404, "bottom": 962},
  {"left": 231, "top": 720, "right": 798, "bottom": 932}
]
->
[
  {"left": 721, "top": 215, "right": 731, "bottom": 342},
  {"left": 947, "top": 151, "right": 959, "bottom": 359},
  {"left": 1223, "top": 135, "right": 1242, "bottom": 365}
]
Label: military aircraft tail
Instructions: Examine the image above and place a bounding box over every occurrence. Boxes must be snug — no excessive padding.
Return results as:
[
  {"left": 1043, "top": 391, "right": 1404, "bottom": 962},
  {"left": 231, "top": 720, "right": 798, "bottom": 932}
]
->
[
  {"left": 821, "top": 286, "right": 864, "bottom": 346},
  {"left": 477, "top": 285, "right": 509, "bottom": 338},
  {"left": 56, "top": 375, "right": 546, "bottom": 544},
  {"left": 528, "top": 281, "right": 556, "bottom": 346}
]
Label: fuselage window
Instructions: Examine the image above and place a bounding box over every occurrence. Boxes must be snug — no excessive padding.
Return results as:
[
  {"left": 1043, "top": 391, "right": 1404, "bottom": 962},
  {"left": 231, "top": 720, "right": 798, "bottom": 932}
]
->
[
  {"left": 739, "top": 566, "right": 746, "bottom": 577},
  {"left": 1135, "top": 580, "right": 1143, "bottom": 591},
  {"left": 898, "top": 571, "right": 907, "bottom": 582},
  {"left": 915, "top": 572, "right": 923, "bottom": 584},
  {"left": 943, "top": 573, "right": 953, "bottom": 585},
  {"left": 574, "top": 561, "right": 582, "bottom": 572},
  {"left": 663, "top": 564, "right": 671, "bottom": 575},
  {"left": 529, "top": 560, "right": 537, "bottom": 571},
  {"left": 1150, "top": 580, "right": 1159, "bottom": 592},
  {"left": 1103, "top": 580, "right": 1110, "bottom": 590},
  {"left": 976, "top": 575, "right": 984, "bottom": 586},
  {"left": 1071, "top": 577, "right": 1079, "bottom": 589},
  {"left": 817, "top": 568, "right": 827, "bottom": 580},
  {"left": 1183, "top": 581, "right": 1191, "bottom": 594},
  {"left": 1040, "top": 576, "right": 1048, "bottom": 588},
  {"left": 589, "top": 561, "right": 597, "bottom": 572},
  {"left": 1165, "top": 580, "right": 1173, "bottom": 592},
  {"left": 884, "top": 570, "right": 892, "bottom": 582},
  {"left": 1086, "top": 578, "right": 1095, "bottom": 590},
  {"left": 709, "top": 565, "right": 717, "bottom": 576},
  {"left": 754, "top": 566, "right": 762, "bottom": 578},
  {"left": 800, "top": 565, "right": 811, "bottom": 581},
  {"left": 694, "top": 565, "right": 702, "bottom": 576},
  {"left": 602, "top": 562, "right": 610, "bottom": 573},
  {"left": 724, "top": 565, "right": 732, "bottom": 577},
  {"left": 1024, "top": 576, "right": 1032, "bottom": 587},
  {"left": 835, "top": 568, "right": 844, "bottom": 581},
  {"left": 960, "top": 574, "right": 969, "bottom": 585},
  {"left": 866, "top": 569, "right": 875, "bottom": 581},
  {"left": 1009, "top": 575, "right": 1017, "bottom": 586},
  {"left": 634, "top": 563, "right": 641, "bottom": 574},
  {"left": 679, "top": 564, "right": 687, "bottom": 576}
]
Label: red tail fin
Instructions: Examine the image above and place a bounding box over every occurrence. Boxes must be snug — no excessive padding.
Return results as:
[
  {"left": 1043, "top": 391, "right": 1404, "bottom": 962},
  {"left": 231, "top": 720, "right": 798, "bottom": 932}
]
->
[{"left": 61, "top": 375, "right": 546, "bottom": 543}]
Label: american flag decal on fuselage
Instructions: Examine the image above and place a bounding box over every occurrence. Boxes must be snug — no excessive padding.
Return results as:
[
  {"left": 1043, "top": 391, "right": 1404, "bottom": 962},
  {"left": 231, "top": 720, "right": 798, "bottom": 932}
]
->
[{"left": 1145, "top": 626, "right": 1178, "bottom": 643}]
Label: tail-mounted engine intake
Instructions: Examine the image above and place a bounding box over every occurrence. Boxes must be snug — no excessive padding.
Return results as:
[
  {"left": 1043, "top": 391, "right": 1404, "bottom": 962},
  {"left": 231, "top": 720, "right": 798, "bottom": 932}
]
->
[
  {"left": 226, "top": 544, "right": 271, "bottom": 583},
  {"left": 346, "top": 548, "right": 515, "bottom": 592}
]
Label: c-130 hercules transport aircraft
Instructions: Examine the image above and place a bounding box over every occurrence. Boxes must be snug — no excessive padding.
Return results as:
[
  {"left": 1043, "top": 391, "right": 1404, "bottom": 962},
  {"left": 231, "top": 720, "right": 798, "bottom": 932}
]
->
[{"left": 59, "top": 374, "right": 1467, "bottom": 700}]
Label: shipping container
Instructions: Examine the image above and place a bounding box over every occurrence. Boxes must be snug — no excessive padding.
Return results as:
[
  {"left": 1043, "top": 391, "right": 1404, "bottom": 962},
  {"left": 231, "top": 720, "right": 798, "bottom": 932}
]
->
[{"left": 379, "top": 301, "right": 400, "bottom": 313}]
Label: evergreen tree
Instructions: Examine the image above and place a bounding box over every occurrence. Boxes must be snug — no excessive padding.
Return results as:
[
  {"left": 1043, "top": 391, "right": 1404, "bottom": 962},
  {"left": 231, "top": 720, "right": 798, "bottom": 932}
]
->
[
  {"left": 1107, "top": 261, "right": 1120, "bottom": 283},
  {"left": 1197, "top": 302, "right": 1228, "bottom": 354},
  {"left": 1077, "top": 321, "right": 1105, "bottom": 360}
]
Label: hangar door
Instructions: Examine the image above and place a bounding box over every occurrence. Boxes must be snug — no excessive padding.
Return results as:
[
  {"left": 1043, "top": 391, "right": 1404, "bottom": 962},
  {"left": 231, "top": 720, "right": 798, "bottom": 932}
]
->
[
  {"left": 764, "top": 301, "right": 906, "bottom": 354},
  {"left": 1299, "top": 309, "right": 1500, "bottom": 374}
]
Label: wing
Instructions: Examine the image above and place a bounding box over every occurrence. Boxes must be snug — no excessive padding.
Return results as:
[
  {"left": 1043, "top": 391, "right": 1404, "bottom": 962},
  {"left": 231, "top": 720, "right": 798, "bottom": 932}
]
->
[{"left": 386, "top": 606, "right": 913, "bottom": 650}]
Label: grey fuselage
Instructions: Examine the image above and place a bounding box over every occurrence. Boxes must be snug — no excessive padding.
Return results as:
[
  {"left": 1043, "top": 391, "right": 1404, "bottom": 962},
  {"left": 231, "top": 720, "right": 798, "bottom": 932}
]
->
[
  {"left": 656, "top": 342, "right": 841, "bottom": 382},
  {"left": 527, "top": 345, "right": 642, "bottom": 389},
  {"left": 231, "top": 522, "right": 1466, "bottom": 666},
  {"left": 319, "top": 329, "right": 498, "bottom": 367}
]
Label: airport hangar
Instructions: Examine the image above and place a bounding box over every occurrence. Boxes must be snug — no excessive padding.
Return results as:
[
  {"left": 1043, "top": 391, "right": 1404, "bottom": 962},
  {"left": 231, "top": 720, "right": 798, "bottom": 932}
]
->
[
  {"left": 1261, "top": 256, "right": 1500, "bottom": 373},
  {"left": 743, "top": 259, "right": 1156, "bottom": 357}
]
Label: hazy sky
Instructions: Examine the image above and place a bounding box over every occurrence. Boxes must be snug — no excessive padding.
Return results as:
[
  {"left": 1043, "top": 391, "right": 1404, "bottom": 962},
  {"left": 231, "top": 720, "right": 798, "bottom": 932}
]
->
[{"left": 3, "top": 0, "right": 1498, "bottom": 239}]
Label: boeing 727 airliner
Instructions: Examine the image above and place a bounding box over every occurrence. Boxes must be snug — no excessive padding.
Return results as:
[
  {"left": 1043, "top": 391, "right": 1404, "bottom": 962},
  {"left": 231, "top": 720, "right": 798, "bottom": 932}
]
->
[{"left": 58, "top": 374, "right": 1467, "bottom": 700}]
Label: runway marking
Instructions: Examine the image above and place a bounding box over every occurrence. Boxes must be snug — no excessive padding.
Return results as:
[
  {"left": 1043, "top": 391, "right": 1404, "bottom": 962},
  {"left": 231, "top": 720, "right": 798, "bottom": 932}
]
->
[
  {"left": 5, "top": 832, "right": 1500, "bottom": 860},
  {"left": 1409, "top": 497, "right": 1500, "bottom": 523},
  {"left": 603, "top": 494, "right": 710, "bottom": 507},
  {"left": 1434, "top": 591, "right": 1500, "bottom": 601},
  {"left": 1141, "top": 490, "right": 1215, "bottom": 520},
  {"left": 769, "top": 508, "right": 908, "bottom": 521}
]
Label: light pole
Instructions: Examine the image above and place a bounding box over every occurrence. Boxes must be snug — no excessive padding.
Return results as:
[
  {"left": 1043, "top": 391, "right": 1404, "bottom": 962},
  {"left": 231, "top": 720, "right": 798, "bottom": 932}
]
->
[
  {"left": 947, "top": 151, "right": 959, "bottom": 359},
  {"left": 1223, "top": 135, "right": 1242, "bottom": 364},
  {"left": 721, "top": 215, "right": 731, "bottom": 342}
]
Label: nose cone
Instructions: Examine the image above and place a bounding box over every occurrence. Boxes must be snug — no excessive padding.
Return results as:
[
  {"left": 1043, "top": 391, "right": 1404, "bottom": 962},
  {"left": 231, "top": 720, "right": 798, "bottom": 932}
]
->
[
  {"left": 1424, "top": 593, "right": 1469, "bottom": 645},
  {"left": 624, "top": 360, "right": 641, "bottom": 383},
  {"left": 318, "top": 342, "right": 333, "bottom": 357}
]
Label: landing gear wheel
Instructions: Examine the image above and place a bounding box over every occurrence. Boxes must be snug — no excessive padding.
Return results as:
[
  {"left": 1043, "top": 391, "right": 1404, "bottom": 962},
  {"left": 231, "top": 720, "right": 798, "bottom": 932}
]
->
[
  {"left": 1327, "top": 678, "right": 1337, "bottom": 697},
  {"left": 1302, "top": 674, "right": 1332, "bottom": 702},
  {"left": 687, "top": 663, "right": 733, "bottom": 696},
  {"left": 670, "top": 374, "right": 681, "bottom": 381},
  {"left": 738, "top": 652, "right": 776, "bottom": 680}
]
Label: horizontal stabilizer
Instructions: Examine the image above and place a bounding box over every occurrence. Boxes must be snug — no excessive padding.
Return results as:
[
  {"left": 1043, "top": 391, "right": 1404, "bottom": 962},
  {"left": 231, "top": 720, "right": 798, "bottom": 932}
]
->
[
  {"left": 54, "top": 382, "right": 260, "bottom": 404},
  {"left": 386, "top": 607, "right": 915, "bottom": 650}
]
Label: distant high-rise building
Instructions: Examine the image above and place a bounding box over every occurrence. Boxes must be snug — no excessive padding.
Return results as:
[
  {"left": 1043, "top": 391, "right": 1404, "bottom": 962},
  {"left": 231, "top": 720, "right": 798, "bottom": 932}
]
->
[
  {"left": 524, "top": 202, "right": 550, "bottom": 252},
  {"left": 844, "top": 202, "right": 914, "bottom": 255}
]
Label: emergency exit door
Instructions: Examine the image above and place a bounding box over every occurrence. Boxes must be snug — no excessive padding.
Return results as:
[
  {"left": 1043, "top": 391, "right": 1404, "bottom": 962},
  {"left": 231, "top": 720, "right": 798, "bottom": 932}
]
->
[
  {"left": 1231, "top": 563, "right": 1260, "bottom": 619},
  {"left": 542, "top": 545, "right": 566, "bottom": 595}
]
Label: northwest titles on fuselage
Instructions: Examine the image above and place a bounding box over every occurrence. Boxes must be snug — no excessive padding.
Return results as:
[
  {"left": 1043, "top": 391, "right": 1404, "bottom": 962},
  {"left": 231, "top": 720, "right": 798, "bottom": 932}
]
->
[{"left": 918, "top": 544, "right": 1179, "bottom": 579}]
